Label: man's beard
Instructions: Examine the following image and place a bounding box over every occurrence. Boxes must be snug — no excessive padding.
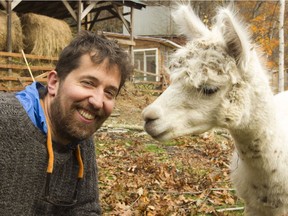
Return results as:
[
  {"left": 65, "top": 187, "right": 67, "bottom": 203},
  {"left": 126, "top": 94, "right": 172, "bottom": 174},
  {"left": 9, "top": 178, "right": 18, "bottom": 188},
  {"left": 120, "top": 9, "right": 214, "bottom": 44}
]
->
[{"left": 50, "top": 94, "right": 107, "bottom": 144}]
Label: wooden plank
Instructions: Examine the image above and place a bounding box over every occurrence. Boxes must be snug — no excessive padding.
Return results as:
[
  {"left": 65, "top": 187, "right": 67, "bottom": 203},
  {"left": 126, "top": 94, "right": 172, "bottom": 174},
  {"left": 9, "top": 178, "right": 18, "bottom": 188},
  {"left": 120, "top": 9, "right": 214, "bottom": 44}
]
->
[
  {"left": 0, "top": 86, "right": 25, "bottom": 91},
  {"left": 62, "top": 0, "right": 77, "bottom": 21},
  {"left": 137, "top": 89, "right": 163, "bottom": 93},
  {"left": 113, "top": 38, "right": 135, "bottom": 46},
  {"left": 134, "top": 81, "right": 162, "bottom": 85},
  {"left": 0, "top": 76, "right": 47, "bottom": 82},
  {"left": 133, "top": 69, "right": 161, "bottom": 77},
  {"left": 0, "top": 51, "right": 58, "bottom": 61},
  {"left": 0, "top": 0, "right": 7, "bottom": 9},
  {"left": 35, "top": 72, "right": 49, "bottom": 79},
  {"left": 81, "top": 2, "right": 97, "bottom": 20},
  {"left": 0, "top": 63, "right": 54, "bottom": 71}
]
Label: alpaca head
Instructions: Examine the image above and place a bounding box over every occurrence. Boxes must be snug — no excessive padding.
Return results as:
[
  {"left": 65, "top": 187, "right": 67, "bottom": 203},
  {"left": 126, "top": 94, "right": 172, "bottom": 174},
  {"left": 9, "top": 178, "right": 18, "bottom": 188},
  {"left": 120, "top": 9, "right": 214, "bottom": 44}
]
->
[{"left": 142, "top": 5, "right": 269, "bottom": 141}]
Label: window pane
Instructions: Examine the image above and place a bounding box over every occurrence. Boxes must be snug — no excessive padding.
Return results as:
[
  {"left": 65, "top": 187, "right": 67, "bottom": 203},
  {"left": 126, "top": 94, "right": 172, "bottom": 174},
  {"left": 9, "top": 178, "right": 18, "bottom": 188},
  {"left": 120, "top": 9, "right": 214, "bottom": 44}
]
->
[{"left": 134, "top": 49, "right": 157, "bottom": 81}]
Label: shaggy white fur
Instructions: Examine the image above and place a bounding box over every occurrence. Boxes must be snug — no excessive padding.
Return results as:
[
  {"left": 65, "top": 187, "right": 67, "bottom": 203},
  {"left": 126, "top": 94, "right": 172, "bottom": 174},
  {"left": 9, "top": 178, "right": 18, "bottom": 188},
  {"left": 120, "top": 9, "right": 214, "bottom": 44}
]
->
[{"left": 142, "top": 4, "right": 288, "bottom": 216}]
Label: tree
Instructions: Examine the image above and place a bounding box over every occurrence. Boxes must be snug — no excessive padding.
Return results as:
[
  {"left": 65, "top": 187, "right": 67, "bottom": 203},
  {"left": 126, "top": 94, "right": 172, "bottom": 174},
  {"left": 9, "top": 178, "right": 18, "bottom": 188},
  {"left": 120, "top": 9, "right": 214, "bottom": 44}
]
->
[{"left": 278, "top": 0, "right": 285, "bottom": 92}]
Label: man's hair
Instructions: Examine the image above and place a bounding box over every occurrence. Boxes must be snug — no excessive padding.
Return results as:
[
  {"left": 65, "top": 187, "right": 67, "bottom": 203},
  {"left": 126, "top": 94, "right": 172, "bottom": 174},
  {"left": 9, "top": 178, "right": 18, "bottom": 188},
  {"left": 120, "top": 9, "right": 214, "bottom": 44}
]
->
[{"left": 55, "top": 30, "right": 133, "bottom": 91}]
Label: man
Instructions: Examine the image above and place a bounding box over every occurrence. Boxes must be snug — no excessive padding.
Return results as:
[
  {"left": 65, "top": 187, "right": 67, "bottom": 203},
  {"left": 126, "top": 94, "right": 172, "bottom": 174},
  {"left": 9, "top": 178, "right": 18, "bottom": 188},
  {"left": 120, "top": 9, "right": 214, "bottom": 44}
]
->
[{"left": 0, "top": 31, "right": 133, "bottom": 215}]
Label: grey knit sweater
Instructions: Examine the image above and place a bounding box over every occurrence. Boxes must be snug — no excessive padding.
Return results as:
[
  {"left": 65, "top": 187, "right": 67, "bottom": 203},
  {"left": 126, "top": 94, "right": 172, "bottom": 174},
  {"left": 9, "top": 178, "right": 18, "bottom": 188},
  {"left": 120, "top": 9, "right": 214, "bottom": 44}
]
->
[{"left": 0, "top": 92, "right": 101, "bottom": 215}]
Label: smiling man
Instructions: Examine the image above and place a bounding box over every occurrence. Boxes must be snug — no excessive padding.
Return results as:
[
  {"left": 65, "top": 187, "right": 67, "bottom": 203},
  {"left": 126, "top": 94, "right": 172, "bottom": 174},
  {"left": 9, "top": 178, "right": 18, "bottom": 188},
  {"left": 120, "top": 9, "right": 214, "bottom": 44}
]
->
[{"left": 0, "top": 31, "right": 133, "bottom": 215}]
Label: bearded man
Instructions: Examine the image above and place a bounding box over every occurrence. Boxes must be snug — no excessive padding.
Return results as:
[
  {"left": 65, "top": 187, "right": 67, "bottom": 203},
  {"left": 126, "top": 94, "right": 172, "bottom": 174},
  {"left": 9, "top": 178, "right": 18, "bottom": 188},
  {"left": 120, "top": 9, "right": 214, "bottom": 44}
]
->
[{"left": 0, "top": 31, "right": 132, "bottom": 215}]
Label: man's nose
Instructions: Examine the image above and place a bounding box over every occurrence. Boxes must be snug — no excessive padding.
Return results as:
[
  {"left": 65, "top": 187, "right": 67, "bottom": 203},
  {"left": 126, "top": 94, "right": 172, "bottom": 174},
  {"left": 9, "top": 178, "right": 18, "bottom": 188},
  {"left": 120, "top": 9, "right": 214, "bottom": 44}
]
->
[{"left": 88, "top": 91, "right": 104, "bottom": 109}]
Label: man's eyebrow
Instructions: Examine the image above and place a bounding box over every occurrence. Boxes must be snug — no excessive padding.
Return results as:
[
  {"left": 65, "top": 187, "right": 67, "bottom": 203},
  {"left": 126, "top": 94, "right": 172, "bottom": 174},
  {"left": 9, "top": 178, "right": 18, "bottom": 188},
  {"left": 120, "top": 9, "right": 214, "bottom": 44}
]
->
[{"left": 81, "top": 75, "right": 98, "bottom": 82}]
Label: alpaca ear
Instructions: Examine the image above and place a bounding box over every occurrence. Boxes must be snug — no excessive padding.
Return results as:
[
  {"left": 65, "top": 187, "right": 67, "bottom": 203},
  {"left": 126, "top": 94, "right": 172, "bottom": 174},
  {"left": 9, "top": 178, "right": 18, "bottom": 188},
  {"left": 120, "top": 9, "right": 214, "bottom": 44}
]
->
[
  {"left": 172, "top": 5, "right": 210, "bottom": 40},
  {"left": 216, "top": 8, "right": 251, "bottom": 68}
]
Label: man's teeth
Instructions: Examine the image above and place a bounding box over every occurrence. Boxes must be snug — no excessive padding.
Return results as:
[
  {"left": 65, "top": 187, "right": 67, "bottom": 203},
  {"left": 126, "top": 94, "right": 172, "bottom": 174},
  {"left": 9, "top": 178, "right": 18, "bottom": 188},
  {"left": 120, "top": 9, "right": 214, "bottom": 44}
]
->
[{"left": 79, "top": 109, "right": 94, "bottom": 120}]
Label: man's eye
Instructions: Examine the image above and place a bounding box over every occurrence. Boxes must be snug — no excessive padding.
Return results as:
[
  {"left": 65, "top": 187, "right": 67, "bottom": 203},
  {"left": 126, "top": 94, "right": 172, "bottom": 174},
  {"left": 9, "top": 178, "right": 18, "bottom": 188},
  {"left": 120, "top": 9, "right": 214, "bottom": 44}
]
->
[
  {"left": 105, "top": 90, "right": 117, "bottom": 99},
  {"left": 199, "top": 85, "right": 219, "bottom": 95},
  {"left": 82, "top": 81, "right": 94, "bottom": 87}
]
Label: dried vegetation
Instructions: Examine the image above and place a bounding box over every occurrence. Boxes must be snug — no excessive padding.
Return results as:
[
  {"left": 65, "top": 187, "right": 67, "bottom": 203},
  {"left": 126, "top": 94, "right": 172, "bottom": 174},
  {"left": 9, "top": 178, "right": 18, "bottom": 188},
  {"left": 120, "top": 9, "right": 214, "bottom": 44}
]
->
[
  {"left": 0, "top": 10, "right": 23, "bottom": 52},
  {"left": 21, "top": 13, "right": 72, "bottom": 57},
  {"left": 95, "top": 82, "right": 244, "bottom": 215}
]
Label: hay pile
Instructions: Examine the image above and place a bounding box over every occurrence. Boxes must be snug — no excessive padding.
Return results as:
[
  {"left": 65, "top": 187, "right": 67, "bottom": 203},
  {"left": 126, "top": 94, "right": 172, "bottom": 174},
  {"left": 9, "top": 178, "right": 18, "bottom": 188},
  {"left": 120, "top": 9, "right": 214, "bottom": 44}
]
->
[
  {"left": 21, "top": 13, "right": 72, "bottom": 57},
  {"left": 0, "top": 10, "right": 23, "bottom": 52}
]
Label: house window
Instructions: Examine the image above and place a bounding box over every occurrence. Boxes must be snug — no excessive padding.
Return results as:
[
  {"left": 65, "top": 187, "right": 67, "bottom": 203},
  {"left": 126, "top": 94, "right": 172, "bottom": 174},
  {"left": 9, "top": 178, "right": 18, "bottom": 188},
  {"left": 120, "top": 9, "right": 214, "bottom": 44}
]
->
[{"left": 134, "top": 49, "right": 158, "bottom": 81}]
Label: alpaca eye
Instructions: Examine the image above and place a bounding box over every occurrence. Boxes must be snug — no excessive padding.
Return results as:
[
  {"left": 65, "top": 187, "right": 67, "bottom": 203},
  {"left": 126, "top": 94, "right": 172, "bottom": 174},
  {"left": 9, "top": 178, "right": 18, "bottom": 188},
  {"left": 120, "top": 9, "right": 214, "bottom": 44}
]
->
[{"left": 200, "top": 86, "right": 219, "bottom": 95}]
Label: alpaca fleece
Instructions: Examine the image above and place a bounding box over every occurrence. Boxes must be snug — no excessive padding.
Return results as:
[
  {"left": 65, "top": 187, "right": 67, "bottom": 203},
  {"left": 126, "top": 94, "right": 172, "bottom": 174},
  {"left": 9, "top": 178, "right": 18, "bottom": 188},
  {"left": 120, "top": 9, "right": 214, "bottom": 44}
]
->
[
  {"left": 142, "top": 5, "right": 288, "bottom": 216},
  {"left": 0, "top": 92, "right": 101, "bottom": 215}
]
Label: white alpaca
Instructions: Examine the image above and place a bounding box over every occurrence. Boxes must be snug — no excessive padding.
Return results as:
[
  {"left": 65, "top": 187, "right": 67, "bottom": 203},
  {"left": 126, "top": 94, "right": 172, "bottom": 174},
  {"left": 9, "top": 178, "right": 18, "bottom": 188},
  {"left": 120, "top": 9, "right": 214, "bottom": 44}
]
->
[{"left": 142, "top": 5, "right": 288, "bottom": 216}]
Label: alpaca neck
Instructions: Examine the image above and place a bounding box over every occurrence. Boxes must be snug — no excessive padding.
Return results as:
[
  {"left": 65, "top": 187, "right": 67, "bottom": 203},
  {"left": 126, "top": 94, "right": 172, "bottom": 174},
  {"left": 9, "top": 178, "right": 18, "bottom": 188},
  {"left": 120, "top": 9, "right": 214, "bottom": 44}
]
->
[{"left": 229, "top": 88, "right": 279, "bottom": 164}]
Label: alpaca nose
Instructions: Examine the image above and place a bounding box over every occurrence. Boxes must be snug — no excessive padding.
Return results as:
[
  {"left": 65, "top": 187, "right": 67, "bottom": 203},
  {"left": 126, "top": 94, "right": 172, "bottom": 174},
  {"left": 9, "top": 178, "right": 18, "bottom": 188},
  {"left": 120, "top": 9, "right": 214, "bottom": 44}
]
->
[{"left": 142, "top": 106, "right": 161, "bottom": 123}]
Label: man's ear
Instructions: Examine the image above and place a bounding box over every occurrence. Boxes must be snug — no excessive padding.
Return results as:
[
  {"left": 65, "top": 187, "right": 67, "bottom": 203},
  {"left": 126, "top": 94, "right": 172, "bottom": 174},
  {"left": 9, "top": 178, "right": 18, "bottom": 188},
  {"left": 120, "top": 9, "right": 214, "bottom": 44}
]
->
[{"left": 47, "top": 70, "right": 59, "bottom": 96}]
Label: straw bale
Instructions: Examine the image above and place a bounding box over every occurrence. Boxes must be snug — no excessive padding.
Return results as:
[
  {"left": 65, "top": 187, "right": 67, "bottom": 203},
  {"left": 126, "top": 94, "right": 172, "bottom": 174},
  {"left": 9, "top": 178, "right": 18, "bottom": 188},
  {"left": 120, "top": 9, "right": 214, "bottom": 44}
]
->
[
  {"left": 0, "top": 10, "right": 24, "bottom": 52},
  {"left": 21, "top": 13, "right": 72, "bottom": 57}
]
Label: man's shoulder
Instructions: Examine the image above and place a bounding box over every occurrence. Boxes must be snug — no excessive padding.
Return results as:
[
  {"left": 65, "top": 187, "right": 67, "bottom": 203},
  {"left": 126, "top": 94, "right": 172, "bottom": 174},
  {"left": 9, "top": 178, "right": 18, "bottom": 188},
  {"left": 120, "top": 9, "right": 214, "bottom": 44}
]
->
[
  {"left": 0, "top": 92, "right": 18, "bottom": 104},
  {"left": 0, "top": 92, "right": 24, "bottom": 116}
]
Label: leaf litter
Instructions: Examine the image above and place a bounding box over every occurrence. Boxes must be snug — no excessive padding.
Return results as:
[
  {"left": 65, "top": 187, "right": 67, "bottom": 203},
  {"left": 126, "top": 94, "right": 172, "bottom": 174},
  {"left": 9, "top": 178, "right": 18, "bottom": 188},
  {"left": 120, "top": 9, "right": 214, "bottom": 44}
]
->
[{"left": 94, "top": 82, "right": 244, "bottom": 215}]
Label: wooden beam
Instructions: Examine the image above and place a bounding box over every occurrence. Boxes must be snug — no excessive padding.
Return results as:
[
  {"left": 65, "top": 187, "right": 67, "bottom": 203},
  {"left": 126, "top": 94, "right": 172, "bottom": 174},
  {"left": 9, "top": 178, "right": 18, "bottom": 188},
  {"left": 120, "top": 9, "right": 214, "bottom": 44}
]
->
[
  {"left": 0, "top": 64, "right": 54, "bottom": 71},
  {"left": 11, "top": 0, "right": 21, "bottom": 10},
  {"left": 0, "top": 51, "right": 58, "bottom": 61},
  {"left": 137, "top": 89, "right": 163, "bottom": 94},
  {"left": 62, "top": 0, "right": 77, "bottom": 20},
  {"left": 134, "top": 69, "right": 161, "bottom": 77},
  {"left": 88, "top": 10, "right": 101, "bottom": 31},
  {"left": 133, "top": 81, "right": 162, "bottom": 85},
  {"left": 0, "top": 86, "right": 26, "bottom": 92},
  {"left": 77, "top": 0, "right": 82, "bottom": 32},
  {"left": 112, "top": 38, "right": 135, "bottom": 46},
  {"left": 0, "top": 0, "right": 6, "bottom": 9},
  {"left": 112, "top": 4, "right": 130, "bottom": 33},
  {"left": 0, "top": 76, "right": 47, "bottom": 82},
  {"left": 104, "top": 37, "right": 135, "bottom": 46},
  {"left": 6, "top": 0, "right": 12, "bottom": 53},
  {"left": 35, "top": 72, "right": 48, "bottom": 79},
  {"left": 130, "top": 6, "right": 134, "bottom": 64},
  {"left": 81, "top": 2, "right": 97, "bottom": 20}
]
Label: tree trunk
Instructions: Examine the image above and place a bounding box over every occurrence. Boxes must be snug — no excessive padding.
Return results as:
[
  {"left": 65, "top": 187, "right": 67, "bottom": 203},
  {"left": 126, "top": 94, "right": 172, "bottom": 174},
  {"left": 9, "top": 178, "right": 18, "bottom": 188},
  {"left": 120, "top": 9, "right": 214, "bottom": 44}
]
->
[{"left": 278, "top": 0, "right": 285, "bottom": 92}]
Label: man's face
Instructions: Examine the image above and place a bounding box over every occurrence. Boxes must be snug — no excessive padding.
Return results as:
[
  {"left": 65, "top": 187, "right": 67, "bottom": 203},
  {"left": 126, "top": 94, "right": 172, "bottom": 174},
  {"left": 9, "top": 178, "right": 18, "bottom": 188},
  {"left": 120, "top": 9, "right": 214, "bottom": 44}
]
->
[{"left": 49, "top": 54, "right": 121, "bottom": 144}]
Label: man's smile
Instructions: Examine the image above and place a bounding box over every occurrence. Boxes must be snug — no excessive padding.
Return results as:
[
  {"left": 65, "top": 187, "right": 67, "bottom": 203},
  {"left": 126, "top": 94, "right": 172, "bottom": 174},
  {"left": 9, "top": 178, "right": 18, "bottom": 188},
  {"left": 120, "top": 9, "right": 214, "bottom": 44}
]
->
[{"left": 78, "top": 108, "right": 95, "bottom": 121}]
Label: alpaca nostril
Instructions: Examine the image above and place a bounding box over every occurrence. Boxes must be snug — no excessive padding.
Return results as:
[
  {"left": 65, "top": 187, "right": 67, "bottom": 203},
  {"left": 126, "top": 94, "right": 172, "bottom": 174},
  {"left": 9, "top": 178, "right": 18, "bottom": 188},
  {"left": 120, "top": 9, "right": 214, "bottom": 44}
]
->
[
  {"left": 142, "top": 106, "right": 161, "bottom": 123},
  {"left": 144, "top": 115, "right": 157, "bottom": 123}
]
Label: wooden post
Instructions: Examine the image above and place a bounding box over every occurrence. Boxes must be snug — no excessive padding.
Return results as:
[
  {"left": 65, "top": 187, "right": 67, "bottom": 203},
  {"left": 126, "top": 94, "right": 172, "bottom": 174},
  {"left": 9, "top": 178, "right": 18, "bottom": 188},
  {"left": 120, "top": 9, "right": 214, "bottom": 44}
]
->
[
  {"left": 6, "top": 0, "right": 12, "bottom": 53},
  {"left": 129, "top": 6, "right": 134, "bottom": 65},
  {"left": 6, "top": 0, "right": 12, "bottom": 86},
  {"left": 77, "top": 0, "right": 82, "bottom": 32}
]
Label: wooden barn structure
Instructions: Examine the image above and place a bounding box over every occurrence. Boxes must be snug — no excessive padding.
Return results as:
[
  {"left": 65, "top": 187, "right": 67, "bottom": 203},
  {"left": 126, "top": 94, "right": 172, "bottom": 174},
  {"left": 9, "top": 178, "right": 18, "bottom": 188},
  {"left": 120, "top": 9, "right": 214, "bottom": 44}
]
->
[
  {"left": 0, "top": 0, "right": 146, "bottom": 91},
  {"left": 1, "top": 0, "right": 145, "bottom": 53},
  {"left": 104, "top": 32, "right": 181, "bottom": 93}
]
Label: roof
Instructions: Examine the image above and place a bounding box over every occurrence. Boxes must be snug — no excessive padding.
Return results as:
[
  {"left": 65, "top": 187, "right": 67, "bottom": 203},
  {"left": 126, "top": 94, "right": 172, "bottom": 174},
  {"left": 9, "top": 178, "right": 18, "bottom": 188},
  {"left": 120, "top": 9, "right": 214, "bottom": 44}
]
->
[
  {"left": 0, "top": 0, "right": 146, "bottom": 20},
  {"left": 103, "top": 32, "right": 182, "bottom": 49}
]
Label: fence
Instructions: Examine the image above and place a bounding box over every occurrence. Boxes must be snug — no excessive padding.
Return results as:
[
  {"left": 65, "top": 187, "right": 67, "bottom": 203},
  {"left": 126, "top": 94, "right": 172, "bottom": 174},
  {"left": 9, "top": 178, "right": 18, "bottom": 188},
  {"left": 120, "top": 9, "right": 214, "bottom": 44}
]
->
[{"left": 0, "top": 51, "right": 57, "bottom": 91}]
